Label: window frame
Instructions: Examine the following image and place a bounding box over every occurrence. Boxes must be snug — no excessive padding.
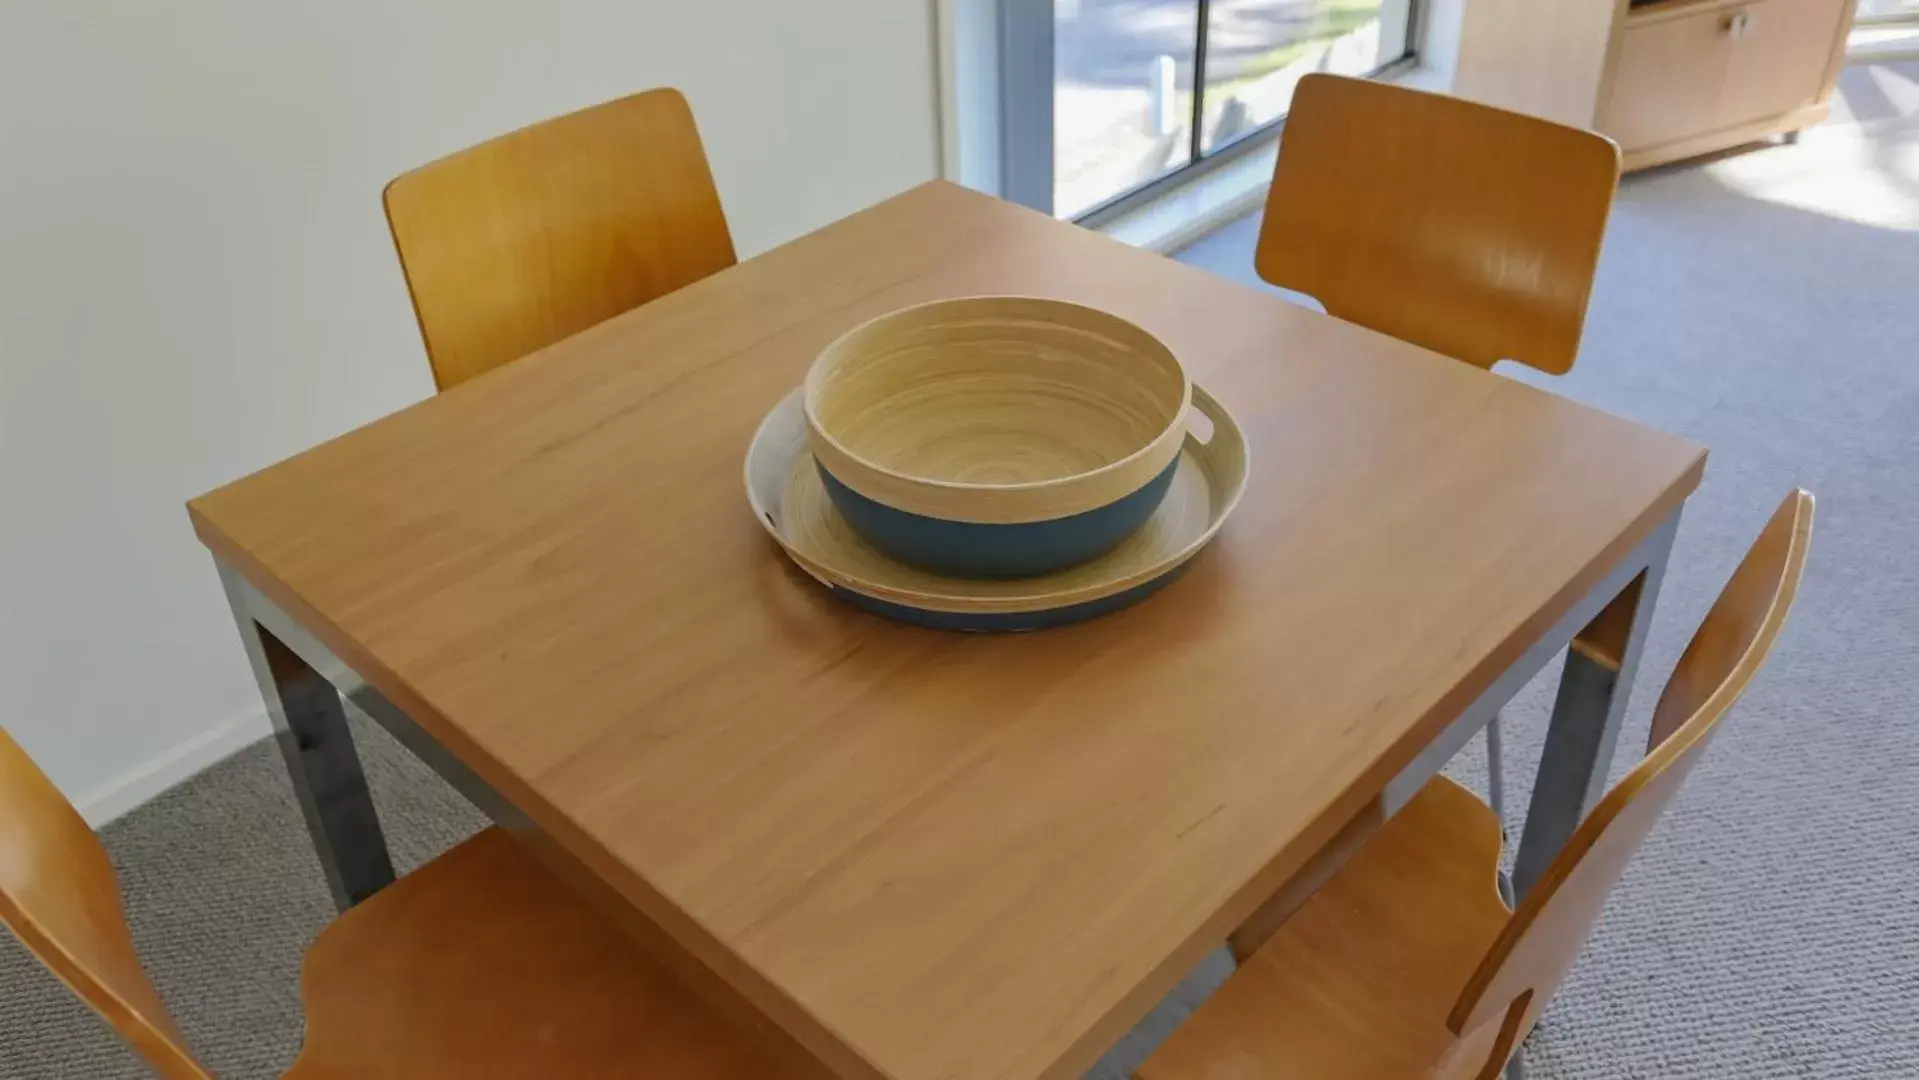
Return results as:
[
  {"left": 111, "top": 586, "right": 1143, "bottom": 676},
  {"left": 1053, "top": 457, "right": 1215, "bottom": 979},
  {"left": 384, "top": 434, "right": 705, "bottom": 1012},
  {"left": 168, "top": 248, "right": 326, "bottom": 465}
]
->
[{"left": 999, "top": 0, "right": 1420, "bottom": 222}]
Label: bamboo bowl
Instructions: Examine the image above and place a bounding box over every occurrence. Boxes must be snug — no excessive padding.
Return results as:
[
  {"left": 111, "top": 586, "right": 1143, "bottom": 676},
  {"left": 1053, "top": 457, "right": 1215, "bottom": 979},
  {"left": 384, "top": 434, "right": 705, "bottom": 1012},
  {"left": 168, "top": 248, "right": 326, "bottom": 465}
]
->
[{"left": 803, "top": 297, "right": 1191, "bottom": 578}]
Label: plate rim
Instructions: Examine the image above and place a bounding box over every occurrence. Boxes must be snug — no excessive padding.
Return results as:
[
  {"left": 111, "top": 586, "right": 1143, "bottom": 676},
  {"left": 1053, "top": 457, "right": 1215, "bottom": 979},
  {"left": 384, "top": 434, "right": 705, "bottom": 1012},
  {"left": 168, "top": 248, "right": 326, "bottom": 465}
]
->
[{"left": 745, "top": 383, "right": 1249, "bottom": 616}]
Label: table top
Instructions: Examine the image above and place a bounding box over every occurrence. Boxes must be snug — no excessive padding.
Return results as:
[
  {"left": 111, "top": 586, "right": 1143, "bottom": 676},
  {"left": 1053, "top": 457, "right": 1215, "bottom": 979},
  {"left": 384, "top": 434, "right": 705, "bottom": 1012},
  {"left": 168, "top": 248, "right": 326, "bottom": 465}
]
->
[{"left": 190, "top": 181, "right": 1705, "bottom": 1080}]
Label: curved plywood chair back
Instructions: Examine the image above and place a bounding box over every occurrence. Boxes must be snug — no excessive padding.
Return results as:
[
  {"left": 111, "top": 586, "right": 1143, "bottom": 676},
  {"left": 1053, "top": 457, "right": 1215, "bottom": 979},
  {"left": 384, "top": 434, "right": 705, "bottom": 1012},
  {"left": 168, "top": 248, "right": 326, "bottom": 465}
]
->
[
  {"left": 384, "top": 87, "right": 737, "bottom": 391},
  {"left": 1443, "top": 491, "right": 1814, "bottom": 1076},
  {"left": 0, "top": 729, "right": 211, "bottom": 1079},
  {"left": 1257, "top": 74, "right": 1622, "bottom": 375}
]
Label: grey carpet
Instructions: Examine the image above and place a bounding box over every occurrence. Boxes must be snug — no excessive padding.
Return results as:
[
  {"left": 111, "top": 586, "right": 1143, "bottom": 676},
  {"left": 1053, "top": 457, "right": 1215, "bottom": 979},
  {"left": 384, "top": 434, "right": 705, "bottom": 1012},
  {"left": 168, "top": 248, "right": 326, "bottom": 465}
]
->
[{"left": 6, "top": 70, "right": 1918, "bottom": 1079}]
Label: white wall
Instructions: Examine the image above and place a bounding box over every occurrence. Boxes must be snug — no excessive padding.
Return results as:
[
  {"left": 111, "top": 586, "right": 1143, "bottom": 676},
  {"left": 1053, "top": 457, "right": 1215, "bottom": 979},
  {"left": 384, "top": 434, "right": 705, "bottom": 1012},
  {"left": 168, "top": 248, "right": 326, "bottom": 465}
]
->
[{"left": 0, "top": 1, "right": 942, "bottom": 820}]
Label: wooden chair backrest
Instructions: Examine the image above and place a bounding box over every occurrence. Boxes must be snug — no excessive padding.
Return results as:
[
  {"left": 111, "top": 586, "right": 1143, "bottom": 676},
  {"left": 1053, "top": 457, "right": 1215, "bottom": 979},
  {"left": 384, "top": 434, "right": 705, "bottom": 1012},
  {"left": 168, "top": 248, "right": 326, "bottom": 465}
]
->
[
  {"left": 0, "top": 729, "right": 211, "bottom": 1079},
  {"left": 384, "top": 87, "right": 737, "bottom": 392},
  {"left": 1256, "top": 74, "right": 1622, "bottom": 375},
  {"left": 1445, "top": 490, "right": 1815, "bottom": 1075}
]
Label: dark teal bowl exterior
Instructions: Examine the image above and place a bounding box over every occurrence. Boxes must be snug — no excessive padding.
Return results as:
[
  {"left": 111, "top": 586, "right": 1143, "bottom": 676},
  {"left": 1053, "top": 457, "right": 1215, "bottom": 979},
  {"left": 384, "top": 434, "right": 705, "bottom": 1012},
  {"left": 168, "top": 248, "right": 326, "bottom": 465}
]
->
[
  {"left": 828, "top": 561, "right": 1189, "bottom": 632},
  {"left": 816, "top": 456, "right": 1182, "bottom": 579}
]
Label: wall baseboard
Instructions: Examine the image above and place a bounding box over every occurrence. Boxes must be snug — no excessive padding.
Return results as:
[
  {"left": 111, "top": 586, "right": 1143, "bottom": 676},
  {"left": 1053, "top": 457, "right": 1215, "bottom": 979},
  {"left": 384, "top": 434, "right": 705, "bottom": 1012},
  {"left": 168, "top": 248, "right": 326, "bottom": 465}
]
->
[{"left": 76, "top": 709, "right": 270, "bottom": 827}]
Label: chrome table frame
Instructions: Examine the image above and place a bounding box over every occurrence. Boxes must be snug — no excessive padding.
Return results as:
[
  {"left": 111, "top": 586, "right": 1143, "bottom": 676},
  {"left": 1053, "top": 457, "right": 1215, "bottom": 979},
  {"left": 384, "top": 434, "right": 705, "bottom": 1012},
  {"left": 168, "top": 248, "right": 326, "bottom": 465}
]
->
[{"left": 216, "top": 506, "right": 1679, "bottom": 913}]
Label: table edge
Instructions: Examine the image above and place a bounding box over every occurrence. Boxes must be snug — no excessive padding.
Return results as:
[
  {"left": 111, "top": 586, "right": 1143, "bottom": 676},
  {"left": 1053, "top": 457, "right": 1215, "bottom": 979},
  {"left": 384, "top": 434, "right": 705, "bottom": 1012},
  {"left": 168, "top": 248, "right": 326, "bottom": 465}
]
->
[{"left": 189, "top": 504, "right": 894, "bottom": 1080}]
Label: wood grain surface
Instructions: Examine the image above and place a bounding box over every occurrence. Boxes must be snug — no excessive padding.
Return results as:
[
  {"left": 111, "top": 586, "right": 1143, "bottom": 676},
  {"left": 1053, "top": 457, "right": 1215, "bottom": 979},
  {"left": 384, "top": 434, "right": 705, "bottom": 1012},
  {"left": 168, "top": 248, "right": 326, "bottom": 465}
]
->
[
  {"left": 749, "top": 385, "right": 1245, "bottom": 613},
  {"left": 1450, "top": 0, "right": 1622, "bottom": 126},
  {"left": 383, "top": 87, "right": 736, "bottom": 392},
  {"left": 190, "top": 181, "right": 1704, "bottom": 1080},
  {"left": 1449, "top": 491, "right": 1813, "bottom": 1045},
  {"left": 1257, "top": 74, "right": 1621, "bottom": 376},
  {"left": 1599, "top": 0, "right": 1852, "bottom": 165},
  {"left": 1140, "top": 491, "right": 1810, "bottom": 1080},
  {"left": 0, "top": 724, "right": 791, "bottom": 1078},
  {"left": 1223, "top": 797, "right": 1385, "bottom": 964},
  {"left": 805, "top": 297, "right": 1189, "bottom": 524},
  {"left": 0, "top": 730, "right": 212, "bottom": 1079},
  {"left": 1137, "top": 776, "right": 1512, "bottom": 1080},
  {"left": 289, "top": 829, "right": 798, "bottom": 1079}
]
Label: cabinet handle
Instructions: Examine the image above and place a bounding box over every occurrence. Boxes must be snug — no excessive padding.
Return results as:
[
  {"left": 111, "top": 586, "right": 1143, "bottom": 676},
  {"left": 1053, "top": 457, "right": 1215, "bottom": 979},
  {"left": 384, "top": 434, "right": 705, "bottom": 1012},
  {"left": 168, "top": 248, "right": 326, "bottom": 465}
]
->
[{"left": 1723, "top": 9, "right": 1754, "bottom": 38}]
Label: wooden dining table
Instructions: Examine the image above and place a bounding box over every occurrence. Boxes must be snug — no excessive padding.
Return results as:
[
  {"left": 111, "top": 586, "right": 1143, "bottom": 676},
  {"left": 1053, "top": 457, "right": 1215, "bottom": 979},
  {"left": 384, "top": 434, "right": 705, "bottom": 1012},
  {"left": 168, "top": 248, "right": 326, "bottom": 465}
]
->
[{"left": 189, "top": 180, "right": 1705, "bottom": 1080}]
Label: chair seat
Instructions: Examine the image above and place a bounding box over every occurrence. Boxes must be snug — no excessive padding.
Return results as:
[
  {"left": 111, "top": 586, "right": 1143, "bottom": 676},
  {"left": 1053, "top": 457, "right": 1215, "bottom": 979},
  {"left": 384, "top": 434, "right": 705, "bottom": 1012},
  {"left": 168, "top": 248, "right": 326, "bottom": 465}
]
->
[
  {"left": 1139, "top": 778, "right": 1511, "bottom": 1080},
  {"left": 286, "top": 828, "right": 789, "bottom": 1079}
]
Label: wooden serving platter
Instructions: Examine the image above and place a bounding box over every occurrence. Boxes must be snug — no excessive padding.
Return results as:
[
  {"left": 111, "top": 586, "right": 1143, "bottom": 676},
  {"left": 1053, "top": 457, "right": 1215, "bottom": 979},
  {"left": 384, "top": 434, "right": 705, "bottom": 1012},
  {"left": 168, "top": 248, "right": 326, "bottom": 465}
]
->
[{"left": 745, "top": 384, "right": 1249, "bottom": 631}]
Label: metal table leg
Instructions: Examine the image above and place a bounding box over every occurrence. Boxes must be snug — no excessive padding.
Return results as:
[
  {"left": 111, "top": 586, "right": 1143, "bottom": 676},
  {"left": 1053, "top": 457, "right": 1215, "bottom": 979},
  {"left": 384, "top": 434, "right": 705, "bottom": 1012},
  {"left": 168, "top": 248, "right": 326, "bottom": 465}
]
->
[
  {"left": 1486, "top": 711, "right": 1507, "bottom": 824},
  {"left": 1487, "top": 713, "right": 1516, "bottom": 906},
  {"left": 219, "top": 564, "right": 394, "bottom": 910},
  {"left": 1510, "top": 513, "right": 1678, "bottom": 900}
]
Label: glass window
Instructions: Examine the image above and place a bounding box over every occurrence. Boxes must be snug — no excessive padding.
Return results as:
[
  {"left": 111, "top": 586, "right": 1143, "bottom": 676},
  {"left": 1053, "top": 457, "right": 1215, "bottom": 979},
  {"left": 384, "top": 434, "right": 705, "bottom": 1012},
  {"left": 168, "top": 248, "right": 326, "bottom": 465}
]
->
[
  {"left": 1054, "top": 0, "right": 1200, "bottom": 220},
  {"left": 1200, "top": 0, "right": 1409, "bottom": 155},
  {"left": 1043, "top": 0, "right": 1417, "bottom": 219}
]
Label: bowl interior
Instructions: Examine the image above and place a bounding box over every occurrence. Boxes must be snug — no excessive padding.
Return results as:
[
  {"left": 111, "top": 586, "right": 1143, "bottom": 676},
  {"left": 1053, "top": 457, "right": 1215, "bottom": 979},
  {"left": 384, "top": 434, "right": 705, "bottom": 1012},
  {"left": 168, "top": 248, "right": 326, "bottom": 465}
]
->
[{"left": 810, "top": 299, "right": 1187, "bottom": 488}]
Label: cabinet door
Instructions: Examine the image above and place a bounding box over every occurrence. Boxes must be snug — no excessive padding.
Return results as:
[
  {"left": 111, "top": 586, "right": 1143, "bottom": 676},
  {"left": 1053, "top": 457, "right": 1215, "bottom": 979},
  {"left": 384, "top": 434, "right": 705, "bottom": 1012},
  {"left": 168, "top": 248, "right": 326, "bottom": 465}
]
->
[
  {"left": 1600, "top": 0, "right": 1847, "bottom": 154},
  {"left": 1601, "top": 11, "right": 1738, "bottom": 152},
  {"left": 1718, "top": 0, "right": 1847, "bottom": 129}
]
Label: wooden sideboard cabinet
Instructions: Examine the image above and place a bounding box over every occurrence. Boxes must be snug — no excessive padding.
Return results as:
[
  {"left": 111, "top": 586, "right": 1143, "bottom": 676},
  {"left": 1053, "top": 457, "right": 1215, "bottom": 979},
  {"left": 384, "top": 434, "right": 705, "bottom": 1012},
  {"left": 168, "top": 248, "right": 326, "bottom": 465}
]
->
[{"left": 1448, "top": 0, "right": 1857, "bottom": 171}]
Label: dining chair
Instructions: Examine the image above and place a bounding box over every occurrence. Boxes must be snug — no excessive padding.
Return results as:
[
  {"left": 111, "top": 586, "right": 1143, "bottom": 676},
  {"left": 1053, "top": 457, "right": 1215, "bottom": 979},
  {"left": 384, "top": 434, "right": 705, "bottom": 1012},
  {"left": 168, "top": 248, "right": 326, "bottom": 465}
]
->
[
  {"left": 383, "top": 87, "right": 737, "bottom": 392},
  {"left": 1254, "top": 72, "right": 1624, "bottom": 831},
  {"left": 1138, "top": 490, "right": 1813, "bottom": 1080},
  {"left": 0, "top": 729, "right": 786, "bottom": 1078}
]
